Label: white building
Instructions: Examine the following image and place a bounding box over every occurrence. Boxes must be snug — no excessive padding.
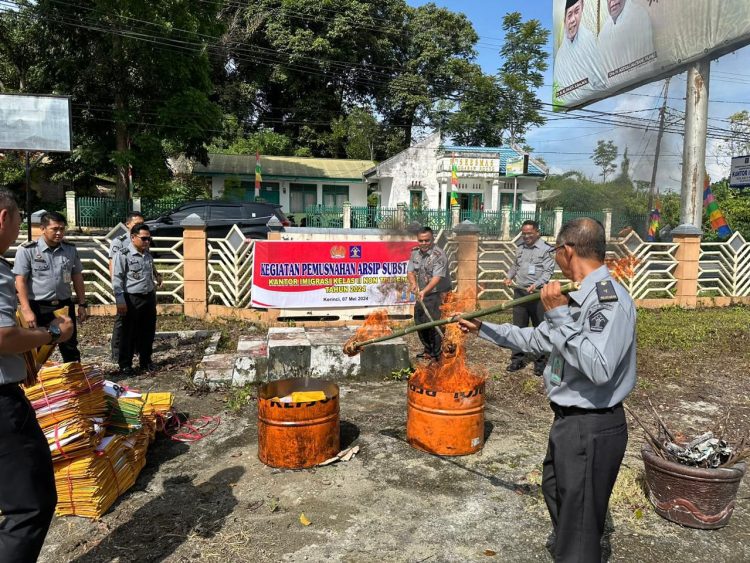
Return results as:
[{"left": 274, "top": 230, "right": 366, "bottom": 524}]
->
[{"left": 363, "top": 132, "right": 547, "bottom": 213}]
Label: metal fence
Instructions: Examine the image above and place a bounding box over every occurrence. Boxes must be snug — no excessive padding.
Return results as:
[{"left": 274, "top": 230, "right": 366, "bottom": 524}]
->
[{"left": 76, "top": 197, "right": 132, "bottom": 229}]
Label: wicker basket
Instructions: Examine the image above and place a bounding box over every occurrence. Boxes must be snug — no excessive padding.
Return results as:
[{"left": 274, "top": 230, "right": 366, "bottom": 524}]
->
[{"left": 641, "top": 444, "right": 746, "bottom": 529}]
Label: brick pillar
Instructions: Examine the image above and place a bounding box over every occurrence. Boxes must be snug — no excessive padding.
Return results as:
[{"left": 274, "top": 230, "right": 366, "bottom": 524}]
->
[
  {"left": 451, "top": 204, "right": 460, "bottom": 228},
  {"left": 181, "top": 214, "right": 208, "bottom": 318},
  {"left": 397, "top": 202, "right": 407, "bottom": 229},
  {"left": 603, "top": 208, "right": 612, "bottom": 241},
  {"left": 673, "top": 233, "right": 701, "bottom": 308},
  {"left": 132, "top": 196, "right": 142, "bottom": 212},
  {"left": 66, "top": 191, "right": 77, "bottom": 227},
  {"left": 31, "top": 209, "right": 46, "bottom": 235},
  {"left": 452, "top": 221, "right": 480, "bottom": 309}
]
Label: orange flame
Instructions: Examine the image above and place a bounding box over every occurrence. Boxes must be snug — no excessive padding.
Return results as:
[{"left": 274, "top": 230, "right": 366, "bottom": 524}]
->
[
  {"left": 605, "top": 255, "right": 639, "bottom": 283},
  {"left": 409, "top": 290, "right": 486, "bottom": 393},
  {"left": 353, "top": 309, "right": 392, "bottom": 343}
]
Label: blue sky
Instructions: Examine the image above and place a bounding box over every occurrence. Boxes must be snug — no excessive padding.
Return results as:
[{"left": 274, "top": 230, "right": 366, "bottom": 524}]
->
[{"left": 408, "top": 0, "right": 750, "bottom": 191}]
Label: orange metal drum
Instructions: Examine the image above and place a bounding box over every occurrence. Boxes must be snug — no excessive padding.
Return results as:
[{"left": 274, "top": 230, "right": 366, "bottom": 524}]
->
[
  {"left": 406, "top": 382, "right": 485, "bottom": 456},
  {"left": 257, "top": 378, "right": 340, "bottom": 469}
]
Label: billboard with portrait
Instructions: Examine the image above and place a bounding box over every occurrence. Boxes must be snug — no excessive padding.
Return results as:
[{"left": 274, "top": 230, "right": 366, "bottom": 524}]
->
[{"left": 552, "top": 0, "right": 750, "bottom": 110}]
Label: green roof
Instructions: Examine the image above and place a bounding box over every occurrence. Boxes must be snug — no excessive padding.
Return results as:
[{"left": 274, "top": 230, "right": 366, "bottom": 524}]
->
[{"left": 194, "top": 154, "right": 375, "bottom": 181}]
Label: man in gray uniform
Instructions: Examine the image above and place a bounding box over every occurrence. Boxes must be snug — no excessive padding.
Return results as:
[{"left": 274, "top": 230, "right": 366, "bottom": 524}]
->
[
  {"left": 407, "top": 227, "right": 451, "bottom": 360},
  {"left": 14, "top": 211, "right": 87, "bottom": 362},
  {"left": 113, "top": 223, "right": 159, "bottom": 375},
  {"left": 460, "top": 218, "right": 635, "bottom": 563},
  {"left": 109, "top": 211, "right": 144, "bottom": 361},
  {"left": 505, "top": 220, "right": 555, "bottom": 374},
  {"left": 0, "top": 190, "right": 74, "bottom": 561}
]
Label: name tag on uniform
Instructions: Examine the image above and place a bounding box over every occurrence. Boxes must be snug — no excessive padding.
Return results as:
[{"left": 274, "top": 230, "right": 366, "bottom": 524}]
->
[
  {"left": 527, "top": 265, "right": 536, "bottom": 275},
  {"left": 549, "top": 356, "right": 564, "bottom": 386},
  {"left": 63, "top": 271, "right": 71, "bottom": 283}
]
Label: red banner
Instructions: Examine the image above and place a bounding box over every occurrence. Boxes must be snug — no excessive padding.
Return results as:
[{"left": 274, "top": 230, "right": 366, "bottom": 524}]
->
[{"left": 251, "top": 241, "right": 415, "bottom": 309}]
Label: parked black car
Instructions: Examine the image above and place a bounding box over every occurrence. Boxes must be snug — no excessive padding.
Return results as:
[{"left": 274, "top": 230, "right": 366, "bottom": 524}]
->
[{"left": 145, "top": 200, "right": 290, "bottom": 238}]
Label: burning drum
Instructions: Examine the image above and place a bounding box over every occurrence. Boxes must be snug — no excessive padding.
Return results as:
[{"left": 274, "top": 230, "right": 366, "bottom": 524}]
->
[
  {"left": 257, "top": 378, "right": 340, "bottom": 469},
  {"left": 406, "top": 383, "right": 485, "bottom": 456}
]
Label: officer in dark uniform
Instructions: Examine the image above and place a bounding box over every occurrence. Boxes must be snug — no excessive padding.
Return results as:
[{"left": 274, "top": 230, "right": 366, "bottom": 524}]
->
[
  {"left": 13, "top": 211, "right": 87, "bottom": 362},
  {"left": 112, "top": 223, "right": 160, "bottom": 375},
  {"left": 108, "top": 211, "right": 144, "bottom": 361},
  {"left": 407, "top": 227, "right": 452, "bottom": 360},
  {"left": 460, "top": 218, "right": 636, "bottom": 562},
  {"left": 0, "top": 190, "right": 75, "bottom": 561}
]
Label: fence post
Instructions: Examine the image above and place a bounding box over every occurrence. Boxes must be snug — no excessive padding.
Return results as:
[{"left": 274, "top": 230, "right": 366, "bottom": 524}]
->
[
  {"left": 453, "top": 221, "right": 480, "bottom": 309},
  {"left": 66, "top": 191, "right": 77, "bottom": 227},
  {"left": 397, "top": 202, "right": 407, "bottom": 229},
  {"left": 181, "top": 214, "right": 208, "bottom": 318},
  {"left": 501, "top": 205, "right": 511, "bottom": 240},
  {"left": 673, "top": 233, "right": 701, "bottom": 308},
  {"left": 554, "top": 207, "right": 564, "bottom": 236},
  {"left": 343, "top": 201, "right": 351, "bottom": 230},
  {"left": 132, "top": 196, "right": 142, "bottom": 213},
  {"left": 603, "top": 208, "right": 612, "bottom": 241},
  {"left": 451, "top": 204, "right": 460, "bottom": 228}
]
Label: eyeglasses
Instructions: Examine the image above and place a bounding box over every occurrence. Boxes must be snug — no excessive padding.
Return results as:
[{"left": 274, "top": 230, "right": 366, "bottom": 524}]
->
[
  {"left": 135, "top": 236, "right": 152, "bottom": 242},
  {"left": 549, "top": 242, "right": 575, "bottom": 255}
]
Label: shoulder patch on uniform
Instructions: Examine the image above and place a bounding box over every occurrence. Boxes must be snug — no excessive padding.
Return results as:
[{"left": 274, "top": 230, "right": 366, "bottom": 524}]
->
[
  {"left": 588, "top": 310, "right": 609, "bottom": 332},
  {"left": 596, "top": 280, "right": 618, "bottom": 303},
  {"left": 119, "top": 246, "right": 130, "bottom": 254},
  {"left": 20, "top": 240, "right": 37, "bottom": 248}
]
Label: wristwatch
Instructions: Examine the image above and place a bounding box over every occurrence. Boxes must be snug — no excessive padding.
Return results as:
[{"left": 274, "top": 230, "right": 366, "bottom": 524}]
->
[{"left": 47, "top": 324, "right": 62, "bottom": 345}]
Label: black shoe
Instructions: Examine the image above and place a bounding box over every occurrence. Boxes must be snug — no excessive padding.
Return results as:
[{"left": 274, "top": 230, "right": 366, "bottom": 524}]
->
[
  {"left": 416, "top": 351, "right": 431, "bottom": 359},
  {"left": 141, "top": 362, "right": 158, "bottom": 373},
  {"left": 506, "top": 361, "right": 526, "bottom": 373},
  {"left": 119, "top": 367, "right": 135, "bottom": 377},
  {"left": 534, "top": 364, "right": 546, "bottom": 377}
]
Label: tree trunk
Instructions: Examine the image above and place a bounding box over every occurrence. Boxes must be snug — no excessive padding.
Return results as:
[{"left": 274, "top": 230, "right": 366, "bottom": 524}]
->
[{"left": 114, "top": 90, "right": 129, "bottom": 200}]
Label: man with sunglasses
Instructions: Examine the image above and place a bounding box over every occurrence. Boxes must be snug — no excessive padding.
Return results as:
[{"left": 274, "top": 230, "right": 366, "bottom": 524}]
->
[
  {"left": 459, "top": 218, "right": 636, "bottom": 562},
  {"left": 504, "top": 220, "right": 555, "bottom": 374},
  {"left": 13, "top": 211, "right": 87, "bottom": 363},
  {"left": 112, "top": 223, "right": 160, "bottom": 375}
]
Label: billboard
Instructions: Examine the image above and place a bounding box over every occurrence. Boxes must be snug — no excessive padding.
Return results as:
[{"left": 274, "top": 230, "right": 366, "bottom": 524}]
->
[
  {"left": 251, "top": 241, "right": 415, "bottom": 309},
  {"left": 0, "top": 93, "right": 72, "bottom": 152},
  {"left": 730, "top": 155, "right": 750, "bottom": 189},
  {"left": 552, "top": 0, "right": 750, "bottom": 110},
  {"left": 505, "top": 155, "right": 528, "bottom": 177}
]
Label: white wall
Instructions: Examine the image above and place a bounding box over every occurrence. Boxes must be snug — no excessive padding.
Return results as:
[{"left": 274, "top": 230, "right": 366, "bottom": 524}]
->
[{"left": 211, "top": 176, "right": 224, "bottom": 198}]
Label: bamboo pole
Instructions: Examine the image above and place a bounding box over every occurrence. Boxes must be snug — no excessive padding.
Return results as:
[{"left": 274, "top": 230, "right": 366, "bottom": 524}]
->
[{"left": 345, "top": 282, "right": 579, "bottom": 354}]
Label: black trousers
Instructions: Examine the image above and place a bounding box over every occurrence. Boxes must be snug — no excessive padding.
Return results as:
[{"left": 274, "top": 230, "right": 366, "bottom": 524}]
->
[
  {"left": 118, "top": 292, "right": 156, "bottom": 370},
  {"left": 0, "top": 384, "right": 57, "bottom": 562},
  {"left": 110, "top": 314, "right": 141, "bottom": 362},
  {"left": 511, "top": 287, "right": 546, "bottom": 368},
  {"left": 414, "top": 292, "right": 443, "bottom": 357},
  {"left": 30, "top": 299, "right": 80, "bottom": 363},
  {"left": 542, "top": 404, "right": 627, "bottom": 563}
]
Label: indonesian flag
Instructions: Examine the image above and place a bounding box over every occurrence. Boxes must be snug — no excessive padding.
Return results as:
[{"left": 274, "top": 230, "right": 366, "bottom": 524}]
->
[{"left": 450, "top": 154, "right": 459, "bottom": 206}]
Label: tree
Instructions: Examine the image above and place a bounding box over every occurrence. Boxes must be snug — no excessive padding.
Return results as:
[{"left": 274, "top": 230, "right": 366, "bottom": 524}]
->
[
  {"left": 27, "top": 0, "right": 224, "bottom": 198},
  {"left": 592, "top": 140, "right": 618, "bottom": 182},
  {"left": 714, "top": 111, "right": 750, "bottom": 167}
]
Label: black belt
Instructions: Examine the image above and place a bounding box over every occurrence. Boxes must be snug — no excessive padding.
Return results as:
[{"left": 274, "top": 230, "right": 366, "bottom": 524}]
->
[
  {"left": 550, "top": 402, "right": 622, "bottom": 416},
  {"left": 126, "top": 291, "right": 155, "bottom": 297},
  {"left": 33, "top": 298, "right": 72, "bottom": 307}
]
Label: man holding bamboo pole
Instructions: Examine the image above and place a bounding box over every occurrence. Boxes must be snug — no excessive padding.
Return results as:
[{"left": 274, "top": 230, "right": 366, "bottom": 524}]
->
[
  {"left": 459, "top": 218, "right": 636, "bottom": 563},
  {"left": 0, "top": 190, "right": 74, "bottom": 562}
]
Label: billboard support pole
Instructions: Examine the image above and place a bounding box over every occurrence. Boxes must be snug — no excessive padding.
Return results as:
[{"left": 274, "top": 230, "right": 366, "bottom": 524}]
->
[
  {"left": 673, "top": 59, "right": 710, "bottom": 235},
  {"left": 25, "top": 151, "right": 31, "bottom": 242}
]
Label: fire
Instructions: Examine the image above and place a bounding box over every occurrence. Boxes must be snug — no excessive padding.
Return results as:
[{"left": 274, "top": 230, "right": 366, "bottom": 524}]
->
[
  {"left": 409, "top": 290, "right": 486, "bottom": 393},
  {"left": 343, "top": 309, "right": 392, "bottom": 355},
  {"left": 605, "top": 255, "right": 639, "bottom": 283}
]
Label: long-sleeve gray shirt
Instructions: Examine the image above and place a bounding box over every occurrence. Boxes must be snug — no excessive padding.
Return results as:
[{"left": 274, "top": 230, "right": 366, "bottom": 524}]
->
[
  {"left": 479, "top": 265, "right": 636, "bottom": 409},
  {"left": 507, "top": 238, "right": 555, "bottom": 288}
]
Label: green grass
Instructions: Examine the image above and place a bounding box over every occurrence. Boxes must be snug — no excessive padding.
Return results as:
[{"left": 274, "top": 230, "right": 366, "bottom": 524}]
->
[
  {"left": 637, "top": 306, "right": 750, "bottom": 352},
  {"left": 225, "top": 383, "right": 256, "bottom": 412}
]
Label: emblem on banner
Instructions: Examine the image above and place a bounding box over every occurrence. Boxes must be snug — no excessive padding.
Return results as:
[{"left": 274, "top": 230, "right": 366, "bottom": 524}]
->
[
  {"left": 330, "top": 245, "right": 346, "bottom": 259},
  {"left": 349, "top": 245, "right": 362, "bottom": 259}
]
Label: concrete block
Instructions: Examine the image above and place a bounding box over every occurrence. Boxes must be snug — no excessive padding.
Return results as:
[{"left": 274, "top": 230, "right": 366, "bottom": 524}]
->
[
  {"left": 360, "top": 337, "right": 411, "bottom": 378},
  {"left": 193, "top": 353, "right": 236, "bottom": 390},
  {"left": 267, "top": 327, "right": 310, "bottom": 379},
  {"left": 233, "top": 337, "right": 268, "bottom": 385},
  {"left": 307, "top": 327, "right": 360, "bottom": 379}
]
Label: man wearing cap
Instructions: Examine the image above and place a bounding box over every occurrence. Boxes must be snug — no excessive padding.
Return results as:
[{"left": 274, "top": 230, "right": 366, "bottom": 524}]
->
[
  {"left": 459, "top": 218, "right": 636, "bottom": 562},
  {"left": 553, "top": 0, "right": 605, "bottom": 106},
  {"left": 112, "top": 223, "right": 160, "bottom": 375},
  {"left": 0, "top": 190, "right": 75, "bottom": 561},
  {"left": 109, "top": 211, "right": 145, "bottom": 362},
  {"left": 14, "top": 211, "right": 87, "bottom": 363}
]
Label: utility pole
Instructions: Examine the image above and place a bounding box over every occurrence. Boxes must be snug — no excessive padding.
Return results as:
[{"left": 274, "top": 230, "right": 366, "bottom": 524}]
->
[{"left": 647, "top": 78, "right": 670, "bottom": 213}]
